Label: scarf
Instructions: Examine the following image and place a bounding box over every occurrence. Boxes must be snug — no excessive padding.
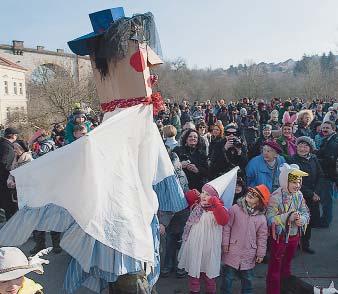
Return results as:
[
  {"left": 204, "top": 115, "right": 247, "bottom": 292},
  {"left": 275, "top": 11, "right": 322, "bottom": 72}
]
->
[
  {"left": 285, "top": 136, "right": 297, "bottom": 156},
  {"left": 18, "top": 277, "right": 43, "bottom": 294},
  {"left": 237, "top": 197, "right": 265, "bottom": 216}
]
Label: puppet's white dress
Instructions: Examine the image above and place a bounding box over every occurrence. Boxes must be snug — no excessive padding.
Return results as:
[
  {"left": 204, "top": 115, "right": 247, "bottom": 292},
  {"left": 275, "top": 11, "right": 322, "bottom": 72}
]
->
[{"left": 0, "top": 104, "right": 187, "bottom": 293}]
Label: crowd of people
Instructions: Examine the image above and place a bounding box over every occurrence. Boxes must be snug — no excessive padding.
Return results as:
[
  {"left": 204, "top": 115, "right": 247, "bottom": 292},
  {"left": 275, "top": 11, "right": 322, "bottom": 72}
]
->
[
  {"left": 0, "top": 97, "right": 337, "bottom": 293},
  {"left": 155, "top": 97, "right": 337, "bottom": 293}
]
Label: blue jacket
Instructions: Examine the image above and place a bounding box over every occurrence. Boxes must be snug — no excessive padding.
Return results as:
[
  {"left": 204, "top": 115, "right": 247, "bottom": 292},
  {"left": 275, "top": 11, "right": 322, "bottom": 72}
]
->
[{"left": 246, "top": 154, "right": 285, "bottom": 192}]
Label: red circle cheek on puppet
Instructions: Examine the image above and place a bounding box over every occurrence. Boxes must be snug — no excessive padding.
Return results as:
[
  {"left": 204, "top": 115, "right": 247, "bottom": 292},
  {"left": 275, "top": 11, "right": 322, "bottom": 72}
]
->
[{"left": 130, "top": 50, "right": 146, "bottom": 72}]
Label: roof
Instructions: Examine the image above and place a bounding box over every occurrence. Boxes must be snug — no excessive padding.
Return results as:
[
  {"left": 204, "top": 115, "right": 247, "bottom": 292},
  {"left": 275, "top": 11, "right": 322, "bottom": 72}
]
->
[{"left": 0, "top": 56, "right": 27, "bottom": 71}]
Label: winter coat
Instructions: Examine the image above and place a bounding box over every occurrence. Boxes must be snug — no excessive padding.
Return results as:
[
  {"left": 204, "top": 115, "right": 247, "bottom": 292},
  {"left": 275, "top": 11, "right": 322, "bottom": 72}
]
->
[
  {"left": 209, "top": 140, "right": 248, "bottom": 180},
  {"left": 170, "top": 114, "right": 182, "bottom": 134},
  {"left": 173, "top": 145, "right": 208, "bottom": 191},
  {"left": 266, "top": 187, "right": 310, "bottom": 241},
  {"left": 33, "top": 139, "right": 56, "bottom": 158},
  {"left": 317, "top": 133, "right": 338, "bottom": 184},
  {"left": 222, "top": 204, "right": 268, "bottom": 270},
  {"left": 294, "top": 125, "right": 314, "bottom": 138},
  {"left": 287, "top": 154, "right": 324, "bottom": 201},
  {"left": 165, "top": 137, "right": 179, "bottom": 151},
  {"left": 246, "top": 154, "right": 286, "bottom": 193},
  {"left": 180, "top": 110, "right": 192, "bottom": 125},
  {"left": 169, "top": 151, "right": 189, "bottom": 192},
  {"left": 0, "top": 138, "right": 14, "bottom": 179}
]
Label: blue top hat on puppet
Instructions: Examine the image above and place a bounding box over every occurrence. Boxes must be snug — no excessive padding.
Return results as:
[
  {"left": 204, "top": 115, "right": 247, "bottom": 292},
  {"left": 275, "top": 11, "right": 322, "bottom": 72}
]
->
[{"left": 68, "top": 7, "right": 125, "bottom": 56}]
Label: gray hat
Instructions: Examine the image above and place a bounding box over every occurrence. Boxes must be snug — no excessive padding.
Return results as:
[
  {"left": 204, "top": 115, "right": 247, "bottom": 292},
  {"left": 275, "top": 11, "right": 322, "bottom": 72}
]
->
[{"left": 296, "top": 136, "right": 316, "bottom": 151}]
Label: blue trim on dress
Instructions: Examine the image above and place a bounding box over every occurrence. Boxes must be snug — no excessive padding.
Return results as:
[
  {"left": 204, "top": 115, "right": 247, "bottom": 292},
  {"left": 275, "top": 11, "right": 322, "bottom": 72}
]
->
[{"left": 153, "top": 174, "right": 188, "bottom": 212}]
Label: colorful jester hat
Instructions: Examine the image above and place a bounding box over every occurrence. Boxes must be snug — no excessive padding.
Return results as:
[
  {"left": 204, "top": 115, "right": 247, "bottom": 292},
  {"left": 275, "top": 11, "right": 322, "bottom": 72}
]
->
[{"left": 279, "top": 163, "right": 308, "bottom": 192}]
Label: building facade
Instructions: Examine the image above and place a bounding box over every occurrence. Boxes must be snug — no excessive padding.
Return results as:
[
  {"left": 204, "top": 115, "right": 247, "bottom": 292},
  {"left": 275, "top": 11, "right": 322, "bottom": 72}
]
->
[
  {"left": 0, "top": 56, "right": 28, "bottom": 126},
  {"left": 0, "top": 40, "right": 91, "bottom": 81}
]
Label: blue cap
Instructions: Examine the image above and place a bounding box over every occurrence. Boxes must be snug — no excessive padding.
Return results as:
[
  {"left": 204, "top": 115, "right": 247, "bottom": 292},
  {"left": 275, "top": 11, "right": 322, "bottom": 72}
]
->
[{"left": 68, "top": 7, "right": 125, "bottom": 56}]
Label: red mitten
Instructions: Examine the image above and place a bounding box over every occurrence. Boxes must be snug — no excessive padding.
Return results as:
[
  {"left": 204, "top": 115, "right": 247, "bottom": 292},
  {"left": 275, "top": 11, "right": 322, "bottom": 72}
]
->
[
  {"left": 209, "top": 196, "right": 229, "bottom": 226},
  {"left": 208, "top": 196, "right": 222, "bottom": 207},
  {"left": 185, "top": 189, "right": 200, "bottom": 208}
]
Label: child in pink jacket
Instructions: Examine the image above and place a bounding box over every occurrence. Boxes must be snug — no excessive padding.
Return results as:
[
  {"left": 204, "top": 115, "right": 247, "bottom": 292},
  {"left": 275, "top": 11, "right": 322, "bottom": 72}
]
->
[{"left": 221, "top": 184, "right": 270, "bottom": 294}]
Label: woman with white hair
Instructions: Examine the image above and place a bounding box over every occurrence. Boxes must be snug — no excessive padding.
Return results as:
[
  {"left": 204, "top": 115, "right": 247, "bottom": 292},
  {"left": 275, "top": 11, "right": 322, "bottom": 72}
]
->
[{"left": 295, "top": 109, "right": 314, "bottom": 138}]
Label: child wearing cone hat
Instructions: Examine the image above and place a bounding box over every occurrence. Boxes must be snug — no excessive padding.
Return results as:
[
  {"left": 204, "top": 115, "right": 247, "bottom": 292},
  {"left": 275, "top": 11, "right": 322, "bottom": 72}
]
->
[
  {"left": 221, "top": 184, "right": 270, "bottom": 294},
  {"left": 178, "top": 174, "right": 230, "bottom": 294},
  {"left": 266, "top": 163, "right": 310, "bottom": 294},
  {"left": 0, "top": 247, "right": 51, "bottom": 294}
]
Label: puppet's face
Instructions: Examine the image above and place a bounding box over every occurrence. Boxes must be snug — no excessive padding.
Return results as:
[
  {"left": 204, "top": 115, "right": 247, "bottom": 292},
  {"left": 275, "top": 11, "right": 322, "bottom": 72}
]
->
[{"left": 0, "top": 277, "right": 24, "bottom": 294}]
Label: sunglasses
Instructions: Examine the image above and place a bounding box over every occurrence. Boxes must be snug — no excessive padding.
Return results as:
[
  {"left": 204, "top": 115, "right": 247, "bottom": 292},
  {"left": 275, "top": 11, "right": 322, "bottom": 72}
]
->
[{"left": 225, "top": 131, "right": 238, "bottom": 136}]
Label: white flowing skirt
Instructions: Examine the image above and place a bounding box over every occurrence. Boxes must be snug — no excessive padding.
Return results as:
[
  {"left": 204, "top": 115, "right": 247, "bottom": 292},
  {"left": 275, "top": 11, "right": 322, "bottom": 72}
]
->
[{"left": 178, "top": 211, "right": 222, "bottom": 279}]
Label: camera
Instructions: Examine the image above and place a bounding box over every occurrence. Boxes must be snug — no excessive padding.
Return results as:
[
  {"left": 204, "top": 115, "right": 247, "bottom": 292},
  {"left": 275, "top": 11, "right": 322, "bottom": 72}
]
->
[{"left": 232, "top": 138, "right": 242, "bottom": 148}]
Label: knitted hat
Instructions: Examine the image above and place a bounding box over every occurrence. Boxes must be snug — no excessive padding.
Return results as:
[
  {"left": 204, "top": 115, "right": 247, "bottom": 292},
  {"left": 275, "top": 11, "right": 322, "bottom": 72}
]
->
[
  {"left": 248, "top": 184, "right": 270, "bottom": 206},
  {"left": 296, "top": 136, "right": 316, "bottom": 152},
  {"left": 263, "top": 140, "right": 282, "bottom": 154},
  {"left": 262, "top": 124, "right": 272, "bottom": 130},
  {"left": 4, "top": 127, "right": 19, "bottom": 136}
]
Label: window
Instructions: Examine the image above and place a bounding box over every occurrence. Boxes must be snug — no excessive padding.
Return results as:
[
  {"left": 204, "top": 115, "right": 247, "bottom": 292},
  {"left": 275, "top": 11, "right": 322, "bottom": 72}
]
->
[
  {"left": 19, "top": 83, "right": 23, "bottom": 95},
  {"left": 4, "top": 81, "right": 8, "bottom": 94},
  {"left": 21, "top": 107, "right": 25, "bottom": 112},
  {"left": 13, "top": 82, "right": 17, "bottom": 95},
  {"left": 6, "top": 108, "right": 10, "bottom": 119}
]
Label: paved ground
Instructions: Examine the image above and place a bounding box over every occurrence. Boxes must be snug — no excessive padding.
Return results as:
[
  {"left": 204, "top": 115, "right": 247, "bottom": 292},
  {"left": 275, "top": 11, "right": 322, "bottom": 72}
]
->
[{"left": 6, "top": 201, "right": 338, "bottom": 293}]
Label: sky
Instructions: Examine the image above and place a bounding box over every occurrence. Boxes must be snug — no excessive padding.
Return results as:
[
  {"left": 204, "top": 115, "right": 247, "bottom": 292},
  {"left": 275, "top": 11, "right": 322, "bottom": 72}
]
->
[{"left": 1, "top": 0, "right": 338, "bottom": 69}]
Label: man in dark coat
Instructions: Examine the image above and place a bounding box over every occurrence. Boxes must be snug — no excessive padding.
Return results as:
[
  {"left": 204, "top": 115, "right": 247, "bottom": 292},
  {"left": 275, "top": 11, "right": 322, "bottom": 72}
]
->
[
  {"left": 0, "top": 127, "right": 18, "bottom": 220},
  {"left": 316, "top": 121, "right": 338, "bottom": 228},
  {"left": 288, "top": 136, "right": 324, "bottom": 253}
]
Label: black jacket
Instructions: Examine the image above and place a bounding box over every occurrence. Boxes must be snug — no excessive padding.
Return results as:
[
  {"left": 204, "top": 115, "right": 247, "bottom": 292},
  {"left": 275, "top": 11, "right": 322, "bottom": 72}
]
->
[
  {"left": 288, "top": 154, "right": 324, "bottom": 201},
  {"left": 317, "top": 133, "right": 338, "bottom": 184},
  {"left": 0, "top": 138, "right": 15, "bottom": 179},
  {"left": 209, "top": 139, "right": 248, "bottom": 180},
  {"left": 173, "top": 145, "right": 208, "bottom": 191}
]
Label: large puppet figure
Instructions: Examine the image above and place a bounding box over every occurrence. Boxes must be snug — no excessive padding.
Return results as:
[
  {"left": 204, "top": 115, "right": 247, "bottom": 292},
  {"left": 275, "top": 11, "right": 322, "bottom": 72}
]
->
[{"left": 0, "top": 7, "right": 187, "bottom": 293}]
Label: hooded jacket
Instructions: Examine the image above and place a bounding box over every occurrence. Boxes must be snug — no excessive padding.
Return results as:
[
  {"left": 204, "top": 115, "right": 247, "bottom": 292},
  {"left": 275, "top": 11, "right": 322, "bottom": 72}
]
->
[{"left": 266, "top": 164, "right": 310, "bottom": 242}]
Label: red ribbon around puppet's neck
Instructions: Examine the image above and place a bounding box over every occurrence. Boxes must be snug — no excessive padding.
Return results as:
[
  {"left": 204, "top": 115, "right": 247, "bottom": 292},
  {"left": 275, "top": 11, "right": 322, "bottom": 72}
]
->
[{"left": 100, "top": 92, "right": 164, "bottom": 115}]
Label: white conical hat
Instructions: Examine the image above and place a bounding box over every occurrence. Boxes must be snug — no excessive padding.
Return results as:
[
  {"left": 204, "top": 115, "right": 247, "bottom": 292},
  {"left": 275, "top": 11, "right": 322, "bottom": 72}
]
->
[{"left": 204, "top": 166, "right": 239, "bottom": 208}]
